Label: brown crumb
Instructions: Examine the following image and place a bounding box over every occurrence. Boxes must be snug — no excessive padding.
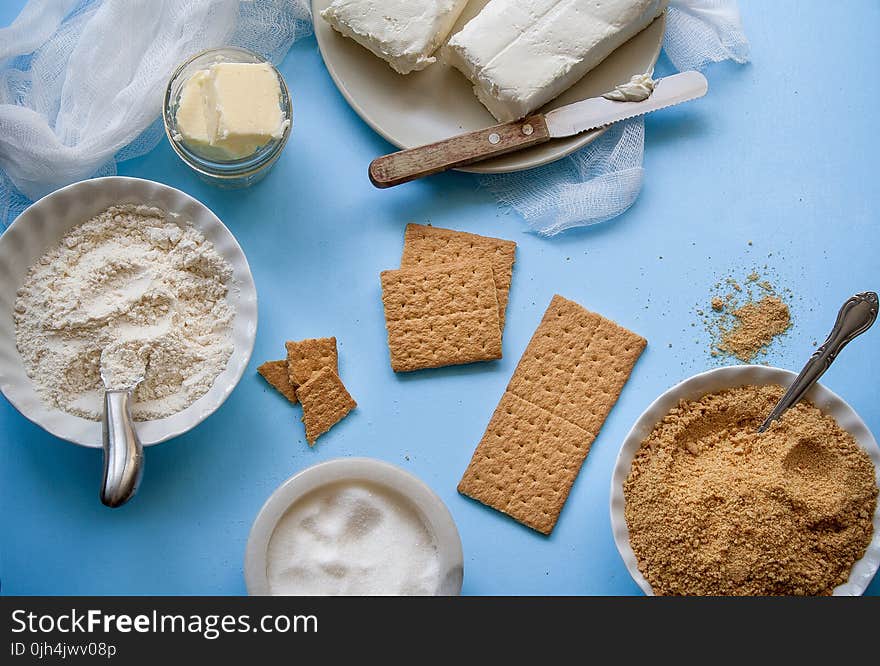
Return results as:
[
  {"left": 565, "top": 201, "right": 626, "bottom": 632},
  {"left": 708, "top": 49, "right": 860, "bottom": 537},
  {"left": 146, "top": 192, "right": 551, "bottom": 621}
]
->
[
  {"left": 624, "top": 384, "right": 877, "bottom": 596},
  {"left": 719, "top": 296, "right": 790, "bottom": 362},
  {"left": 711, "top": 297, "right": 724, "bottom": 312}
]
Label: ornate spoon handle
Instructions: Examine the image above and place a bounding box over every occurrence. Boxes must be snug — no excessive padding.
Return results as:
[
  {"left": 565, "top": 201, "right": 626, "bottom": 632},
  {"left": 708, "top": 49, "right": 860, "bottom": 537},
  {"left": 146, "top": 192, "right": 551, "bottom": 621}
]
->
[{"left": 758, "top": 291, "right": 878, "bottom": 433}]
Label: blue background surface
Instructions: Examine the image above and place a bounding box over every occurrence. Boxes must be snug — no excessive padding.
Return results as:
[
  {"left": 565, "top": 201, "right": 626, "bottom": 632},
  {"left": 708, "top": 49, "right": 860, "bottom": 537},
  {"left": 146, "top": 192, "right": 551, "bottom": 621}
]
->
[{"left": 2, "top": 0, "right": 879, "bottom": 595}]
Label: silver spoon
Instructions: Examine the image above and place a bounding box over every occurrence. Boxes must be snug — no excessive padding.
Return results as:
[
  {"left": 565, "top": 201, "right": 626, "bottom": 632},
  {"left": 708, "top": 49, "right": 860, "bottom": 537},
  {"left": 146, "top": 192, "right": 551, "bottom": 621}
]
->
[
  {"left": 99, "top": 346, "right": 146, "bottom": 507},
  {"left": 758, "top": 291, "right": 878, "bottom": 433}
]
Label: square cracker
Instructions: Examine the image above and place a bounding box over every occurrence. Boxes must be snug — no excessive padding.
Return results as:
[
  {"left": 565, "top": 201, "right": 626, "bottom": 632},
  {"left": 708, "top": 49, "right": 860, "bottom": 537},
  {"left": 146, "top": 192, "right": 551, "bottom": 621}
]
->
[
  {"left": 380, "top": 260, "right": 502, "bottom": 372},
  {"left": 297, "top": 367, "right": 357, "bottom": 445},
  {"left": 458, "top": 295, "right": 647, "bottom": 534},
  {"left": 401, "top": 224, "right": 516, "bottom": 331},
  {"left": 257, "top": 360, "right": 299, "bottom": 404},
  {"left": 285, "top": 337, "right": 338, "bottom": 386}
]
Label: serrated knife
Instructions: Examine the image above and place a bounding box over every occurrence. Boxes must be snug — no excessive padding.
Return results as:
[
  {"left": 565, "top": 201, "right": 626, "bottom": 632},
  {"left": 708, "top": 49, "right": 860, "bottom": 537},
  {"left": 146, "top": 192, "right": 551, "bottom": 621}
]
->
[{"left": 369, "top": 70, "right": 708, "bottom": 188}]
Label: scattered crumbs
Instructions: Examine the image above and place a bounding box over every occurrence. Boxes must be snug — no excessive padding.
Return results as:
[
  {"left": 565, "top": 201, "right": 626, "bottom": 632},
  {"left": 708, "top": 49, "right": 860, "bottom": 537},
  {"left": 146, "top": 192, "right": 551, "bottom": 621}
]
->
[
  {"left": 722, "top": 296, "right": 790, "bottom": 362},
  {"left": 697, "top": 267, "right": 794, "bottom": 363},
  {"left": 748, "top": 240, "right": 753, "bottom": 246}
]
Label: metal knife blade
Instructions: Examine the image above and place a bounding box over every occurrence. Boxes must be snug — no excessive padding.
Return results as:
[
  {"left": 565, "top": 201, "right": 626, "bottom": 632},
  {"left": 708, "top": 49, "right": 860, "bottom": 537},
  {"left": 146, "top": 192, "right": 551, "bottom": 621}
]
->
[{"left": 544, "top": 71, "right": 709, "bottom": 138}]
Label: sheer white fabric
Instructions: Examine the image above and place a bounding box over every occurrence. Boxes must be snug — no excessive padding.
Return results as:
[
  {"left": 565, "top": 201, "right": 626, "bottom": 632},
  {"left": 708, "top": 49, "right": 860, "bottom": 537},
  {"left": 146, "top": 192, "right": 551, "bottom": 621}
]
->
[{"left": 0, "top": 0, "right": 311, "bottom": 226}]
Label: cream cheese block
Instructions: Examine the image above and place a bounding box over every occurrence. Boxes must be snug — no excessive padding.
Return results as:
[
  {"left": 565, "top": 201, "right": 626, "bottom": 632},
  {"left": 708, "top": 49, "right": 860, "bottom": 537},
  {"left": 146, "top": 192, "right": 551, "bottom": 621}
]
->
[
  {"left": 443, "top": 0, "right": 668, "bottom": 121},
  {"left": 320, "top": 0, "right": 470, "bottom": 75}
]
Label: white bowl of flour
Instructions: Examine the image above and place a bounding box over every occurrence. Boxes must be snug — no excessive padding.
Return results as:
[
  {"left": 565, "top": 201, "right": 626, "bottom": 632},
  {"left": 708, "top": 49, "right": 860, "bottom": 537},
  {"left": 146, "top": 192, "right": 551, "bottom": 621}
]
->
[
  {"left": 0, "top": 177, "right": 257, "bottom": 447},
  {"left": 245, "top": 458, "right": 464, "bottom": 595}
]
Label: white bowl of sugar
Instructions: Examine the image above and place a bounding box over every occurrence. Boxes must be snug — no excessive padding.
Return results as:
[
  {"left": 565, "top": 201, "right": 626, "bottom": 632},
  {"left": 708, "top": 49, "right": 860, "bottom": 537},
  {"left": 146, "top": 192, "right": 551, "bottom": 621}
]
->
[{"left": 245, "top": 458, "right": 464, "bottom": 596}]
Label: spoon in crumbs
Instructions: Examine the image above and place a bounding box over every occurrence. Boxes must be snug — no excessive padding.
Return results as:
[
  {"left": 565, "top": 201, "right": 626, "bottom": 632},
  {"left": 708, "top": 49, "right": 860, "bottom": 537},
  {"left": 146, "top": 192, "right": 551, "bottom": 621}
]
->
[
  {"left": 758, "top": 291, "right": 878, "bottom": 433},
  {"left": 99, "top": 344, "right": 147, "bottom": 507}
]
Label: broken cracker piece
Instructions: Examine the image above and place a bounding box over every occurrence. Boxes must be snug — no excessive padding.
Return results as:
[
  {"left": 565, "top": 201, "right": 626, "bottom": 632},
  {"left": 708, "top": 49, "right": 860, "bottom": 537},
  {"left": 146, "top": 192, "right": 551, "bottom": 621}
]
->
[
  {"left": 380, "top": 260, "right": 502, "bottom": 372},
  {"left": 297, "top": 367, "right": 357, "bottom": 445},
  {"left": 285, "top": 337, "right": 338, "bottom": 386},
  {"left": 401, "top": 224, "right": 516, "bottom": 331},
  {"left": 458, "top": 295, "right": 646, "bottom": 534},
  {"left": 257, "top": 360, "right": 299, "bottom": 404}
]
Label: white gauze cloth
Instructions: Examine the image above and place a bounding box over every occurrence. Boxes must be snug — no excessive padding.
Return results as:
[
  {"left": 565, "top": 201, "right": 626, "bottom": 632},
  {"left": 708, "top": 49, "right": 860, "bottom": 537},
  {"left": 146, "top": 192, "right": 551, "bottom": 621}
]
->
[
  {"left": 0, "top": 0, "right": 311, "bottom": 227},
  {"left": 483, "top": 0, "right": 750, "bottom": 235}
]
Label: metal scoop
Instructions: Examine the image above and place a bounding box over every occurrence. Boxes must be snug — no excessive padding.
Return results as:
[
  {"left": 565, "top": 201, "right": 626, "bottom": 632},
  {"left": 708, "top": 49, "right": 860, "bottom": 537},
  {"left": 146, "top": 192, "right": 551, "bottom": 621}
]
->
[
  {"left": 758, "top": 291, "right": 878, "bottom": 433},
  {"left": 99, "top": 345, "right": 146, "bottom": 507}
]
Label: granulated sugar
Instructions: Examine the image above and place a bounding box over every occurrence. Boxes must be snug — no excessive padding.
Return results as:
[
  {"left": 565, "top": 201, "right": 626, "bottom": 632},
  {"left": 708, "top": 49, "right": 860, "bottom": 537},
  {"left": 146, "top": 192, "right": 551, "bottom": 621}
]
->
[
  {"left": 624, "top": 385, "right": 877, "bottom": 596},
  {"left": 266, "top": 481, "right": 442, "bottom": 596},
  {"left": 14, "top": 205, "right": 234, "bottom": 421}
]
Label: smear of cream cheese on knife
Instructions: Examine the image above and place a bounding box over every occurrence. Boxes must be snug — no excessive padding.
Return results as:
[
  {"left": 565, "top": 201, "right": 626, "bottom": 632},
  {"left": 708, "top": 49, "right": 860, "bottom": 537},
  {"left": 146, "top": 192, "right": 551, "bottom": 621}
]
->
[{"left": 602, "top": 73, "right": 656, "bottom": 102}]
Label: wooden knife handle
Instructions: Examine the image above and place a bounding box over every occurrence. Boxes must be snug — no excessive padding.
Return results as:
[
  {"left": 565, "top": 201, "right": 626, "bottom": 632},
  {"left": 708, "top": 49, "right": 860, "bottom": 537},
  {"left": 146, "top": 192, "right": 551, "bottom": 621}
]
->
[{"left": 369, "top": 115, "right": 551, "bottom": 188}]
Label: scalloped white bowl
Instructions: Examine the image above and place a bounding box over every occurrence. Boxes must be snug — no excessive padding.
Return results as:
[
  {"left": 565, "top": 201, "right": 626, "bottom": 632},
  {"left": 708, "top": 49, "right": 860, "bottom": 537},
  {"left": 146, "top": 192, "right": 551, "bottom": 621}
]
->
[
  {"left": 0, "top": 177, "right": 257, "bottom": 447},
  {"left": 610, "top": 365, "right": 880, "bottom": 596}
]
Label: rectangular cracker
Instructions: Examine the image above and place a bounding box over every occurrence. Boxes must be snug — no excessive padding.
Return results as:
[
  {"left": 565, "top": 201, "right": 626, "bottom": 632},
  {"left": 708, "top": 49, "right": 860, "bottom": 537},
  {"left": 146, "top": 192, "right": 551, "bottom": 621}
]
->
[
  {"left": 401, "top": 224, "right": 516, "bottom": 331},
  {"left": 257, "top": 360, "right": 299, "bottom": 404},
  {"left": 297, "top": 367, "right": 357, "bottom": 445},
  {"left": 285, "top": 337, "right": 338, "bottom": 386},
  {"left": 458, "top": 294, "right": 647, "bottom": 534},
  {"left": 380, "top": 260, "right": 502, "bottom": 372}
]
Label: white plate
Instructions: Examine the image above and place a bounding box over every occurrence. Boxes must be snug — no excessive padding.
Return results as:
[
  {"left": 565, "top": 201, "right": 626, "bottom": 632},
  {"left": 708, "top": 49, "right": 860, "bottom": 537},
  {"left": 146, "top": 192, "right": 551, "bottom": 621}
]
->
[
  {"left": 0, "top": 177, "right": 258, "bottom": 448},
  {"left": 245, "top": 458, "right": 464, "bottom": 595},
  {"left": 313, "top": 0, "right": 666, "bottom": 174},
  {"left": 610, "top": 365, "right": 880, "bottom": 596}
]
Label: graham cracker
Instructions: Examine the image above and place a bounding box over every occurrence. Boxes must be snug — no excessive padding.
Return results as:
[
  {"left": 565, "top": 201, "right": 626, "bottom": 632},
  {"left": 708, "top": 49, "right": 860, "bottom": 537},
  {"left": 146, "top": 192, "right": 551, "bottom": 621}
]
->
[
  {"left": 401, "top": 224, "right": 516, "bottom": 330},
  {"left": 257, "top": 360, "right": 299, "bottom": 404},
  {"left": 380, "top": 260, "right": 502, "bottom": 372},
  {"left": 285, "top": 337, "right": 338, "bottom": 386},
  {"left": 458, "top": 294, "right": 647, "bottom": 534},
  {"left": 297, "top": 367, "right": 357, "bottom": 445}
]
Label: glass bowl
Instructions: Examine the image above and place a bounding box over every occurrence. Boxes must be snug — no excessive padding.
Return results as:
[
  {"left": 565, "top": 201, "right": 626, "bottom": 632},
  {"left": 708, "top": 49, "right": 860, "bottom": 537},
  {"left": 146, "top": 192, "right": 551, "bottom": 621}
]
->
[{"left": 163, "top": 46, "right": 292, "bottom": 188}]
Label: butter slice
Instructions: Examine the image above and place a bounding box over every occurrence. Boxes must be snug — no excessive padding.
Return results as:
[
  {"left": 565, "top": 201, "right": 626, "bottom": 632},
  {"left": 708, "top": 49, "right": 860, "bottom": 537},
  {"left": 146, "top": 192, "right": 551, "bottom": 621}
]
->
[
  {"left": 321, "top": 0, "right": 470, "bottom": 75},
  {"left": 444, "top": 0, "right": 668, "bottom": 122},
  {"left": 175, "top": 62, "right": 286, "bottom": 161}
]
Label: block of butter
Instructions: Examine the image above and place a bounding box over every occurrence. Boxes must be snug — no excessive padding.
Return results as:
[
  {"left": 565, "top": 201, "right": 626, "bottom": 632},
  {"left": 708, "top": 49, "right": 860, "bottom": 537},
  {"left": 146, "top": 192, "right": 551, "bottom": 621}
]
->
[
  {"left": 443, "top": 0, "right": 668, "bottom": 122},
  {"left": 321, "top": 0, "right": 470, "bottom": 75},
  {"left": 175, "top": 62, "right": 287, "bottom": 161}
]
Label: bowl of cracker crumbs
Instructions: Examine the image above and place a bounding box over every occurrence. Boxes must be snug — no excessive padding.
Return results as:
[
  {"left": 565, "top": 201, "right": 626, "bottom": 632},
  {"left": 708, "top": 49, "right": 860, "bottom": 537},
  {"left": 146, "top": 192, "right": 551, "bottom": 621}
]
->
[{"left": 610, "top": 365, "right": 880, "bottom": 596}]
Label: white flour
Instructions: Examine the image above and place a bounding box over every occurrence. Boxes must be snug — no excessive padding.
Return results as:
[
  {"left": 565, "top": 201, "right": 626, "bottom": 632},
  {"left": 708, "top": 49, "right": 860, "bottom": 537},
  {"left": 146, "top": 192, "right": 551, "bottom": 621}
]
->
[{"left": 14, "top": 205, "right": 235, "bottom": 421}]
